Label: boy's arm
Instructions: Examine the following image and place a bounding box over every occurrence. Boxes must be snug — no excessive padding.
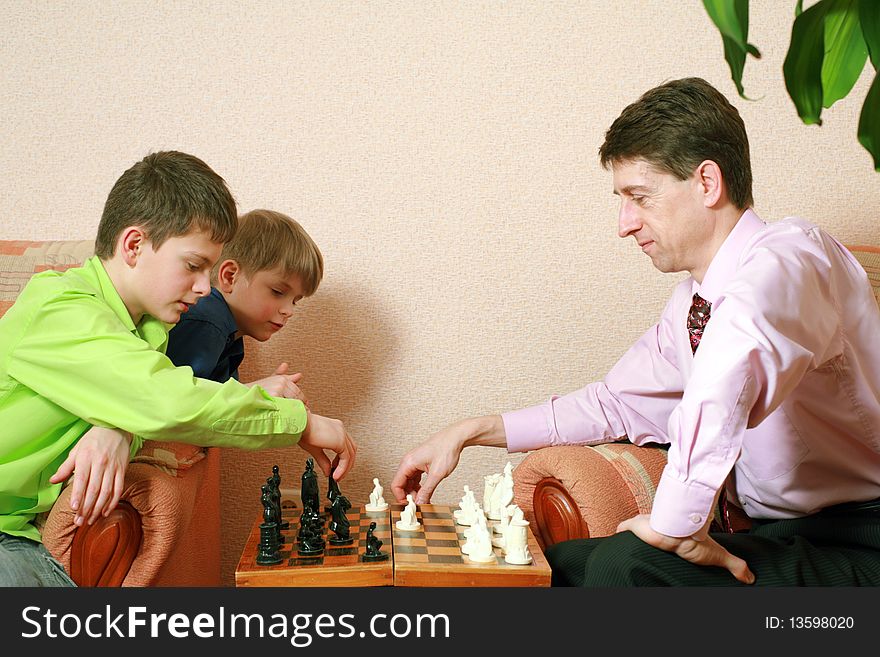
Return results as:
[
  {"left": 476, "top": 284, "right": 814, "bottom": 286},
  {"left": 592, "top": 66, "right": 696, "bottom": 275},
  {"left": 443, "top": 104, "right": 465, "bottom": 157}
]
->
[
  {"left": 49, "top": 426, "right": 132, "bottom": 526},
  {"left": 9, "top": 292, "right": 307, "bottom": 448}
]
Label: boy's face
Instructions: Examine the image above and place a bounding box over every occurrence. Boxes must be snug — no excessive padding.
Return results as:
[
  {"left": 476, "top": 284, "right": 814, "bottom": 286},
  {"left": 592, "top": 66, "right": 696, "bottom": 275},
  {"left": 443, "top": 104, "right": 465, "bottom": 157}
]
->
[
  {"left": 223, "top": 267, "right": 305, "bottom": 341},
  {"left": 129, "top": 229, "right": 222, "bottom": 324}
]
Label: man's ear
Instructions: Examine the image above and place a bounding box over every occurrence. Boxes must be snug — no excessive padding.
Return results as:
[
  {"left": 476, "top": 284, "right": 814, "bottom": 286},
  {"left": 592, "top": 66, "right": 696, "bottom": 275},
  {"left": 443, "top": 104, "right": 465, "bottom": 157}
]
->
[
  {"left": 119, "top": 227, "right": 147, "bottom": 267},
  {"left": 216, "top": 259, "right": 240, "bottom": 293},
  {"left": 695, "top": 160, "right": 724, "bottom": 208}
]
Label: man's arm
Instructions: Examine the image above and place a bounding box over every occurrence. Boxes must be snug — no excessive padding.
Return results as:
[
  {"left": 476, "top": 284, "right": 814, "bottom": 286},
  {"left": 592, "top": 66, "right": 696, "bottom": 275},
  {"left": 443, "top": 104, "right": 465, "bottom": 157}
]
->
[
  {"left": 392, "top": 415, "right": 506, "bottom": 503},
  {"left": 392, "top": 291, "right": 687, "bottom": 503}
]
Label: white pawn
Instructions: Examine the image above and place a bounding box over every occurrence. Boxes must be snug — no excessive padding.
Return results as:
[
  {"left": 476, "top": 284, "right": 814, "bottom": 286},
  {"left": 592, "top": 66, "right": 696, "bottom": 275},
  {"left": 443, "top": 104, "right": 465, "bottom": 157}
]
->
[
  {"left": 461, "top": 510, "right": 488, "bottom": 555},
  {"left": 365, "top": 477, "right": 389, "bottom": 512},
  {"left": 395, "top": 493, "right": 421, "bottom": 531},
  {"left": 468, "top": 523, "right": 496, "bottom": 563}
]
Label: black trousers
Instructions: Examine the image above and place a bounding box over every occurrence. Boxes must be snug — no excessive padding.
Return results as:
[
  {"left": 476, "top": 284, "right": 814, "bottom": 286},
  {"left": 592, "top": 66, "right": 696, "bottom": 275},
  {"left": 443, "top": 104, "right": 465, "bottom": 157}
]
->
[{"left": 547, "top": 505, "right": 880, "bottom": 586}]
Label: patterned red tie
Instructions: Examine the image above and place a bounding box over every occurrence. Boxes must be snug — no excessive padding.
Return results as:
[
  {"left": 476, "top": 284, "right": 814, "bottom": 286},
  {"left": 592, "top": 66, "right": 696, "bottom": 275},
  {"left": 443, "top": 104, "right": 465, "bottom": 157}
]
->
[
  {"left": 687, "top": 293, "right": 711, "bottom": 354},
  {"left": 687, "top": 293, "right": 735, "bottom": 533}
]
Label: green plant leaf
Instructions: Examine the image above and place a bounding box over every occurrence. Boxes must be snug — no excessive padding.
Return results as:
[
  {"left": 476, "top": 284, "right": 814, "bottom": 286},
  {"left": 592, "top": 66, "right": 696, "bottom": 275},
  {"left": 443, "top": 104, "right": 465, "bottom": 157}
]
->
[
  {"left": 858, "top": 2, "right": 880, "bottom": 169},
  {"left": 821, "top": 0, "right": 868, "bottom": 107},
  {"left": 857, "top": 71, "right": 880, "bottom": 169},
  {"left": 784, "top": 0, "right": 834, "bottom": 124},
  {"left": 703, "top": 0, "right": 761, "bottom": 97},
  {"left": 860, "top": 0, "right": 880, "bottom": 68}
]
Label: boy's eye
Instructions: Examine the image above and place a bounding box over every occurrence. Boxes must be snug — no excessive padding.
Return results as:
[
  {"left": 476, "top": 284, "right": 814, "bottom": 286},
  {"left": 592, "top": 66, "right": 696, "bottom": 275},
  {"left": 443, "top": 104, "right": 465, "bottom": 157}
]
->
[
  {"left": 271, "top": 289, "right": 283, "bottom": 296},
  {"left": 186, "top": 262, "right": 200, "bottom": 272}
]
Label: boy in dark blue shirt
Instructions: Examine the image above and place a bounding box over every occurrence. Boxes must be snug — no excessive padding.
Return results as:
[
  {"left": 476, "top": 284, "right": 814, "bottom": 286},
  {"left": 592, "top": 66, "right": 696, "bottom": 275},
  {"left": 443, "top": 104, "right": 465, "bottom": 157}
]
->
[{"left": 166, "top": 209, "right": 323, "bottom": 401}]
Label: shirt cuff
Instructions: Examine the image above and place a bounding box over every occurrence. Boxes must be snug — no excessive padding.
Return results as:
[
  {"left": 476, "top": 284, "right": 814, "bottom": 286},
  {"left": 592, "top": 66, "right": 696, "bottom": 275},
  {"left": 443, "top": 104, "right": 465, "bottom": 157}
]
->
[
  {"left": 649, "top": 469, "right": 716, "bottom": 538},
  {"left": 502, "top": 403, "right": 555, "bottom": 453}
]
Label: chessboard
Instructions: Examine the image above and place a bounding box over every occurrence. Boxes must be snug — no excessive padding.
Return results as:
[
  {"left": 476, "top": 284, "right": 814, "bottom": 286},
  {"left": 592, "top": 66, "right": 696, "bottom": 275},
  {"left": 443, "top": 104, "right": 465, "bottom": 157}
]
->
[
  {"left": 235, "top": 502, "right": 551, "bottom": 587},
  {"left": 235, "top": 501, "right": 393, "bottom": 587},
  {"left": 391, "top": 503, "right": 550, "bottom": 587}
]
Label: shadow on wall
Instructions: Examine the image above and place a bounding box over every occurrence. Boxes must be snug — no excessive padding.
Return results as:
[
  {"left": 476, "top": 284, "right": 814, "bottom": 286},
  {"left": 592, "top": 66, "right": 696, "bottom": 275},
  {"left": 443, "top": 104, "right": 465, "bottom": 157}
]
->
[{"left": 219, "top": 280, "right": 398, "bottom": 585}]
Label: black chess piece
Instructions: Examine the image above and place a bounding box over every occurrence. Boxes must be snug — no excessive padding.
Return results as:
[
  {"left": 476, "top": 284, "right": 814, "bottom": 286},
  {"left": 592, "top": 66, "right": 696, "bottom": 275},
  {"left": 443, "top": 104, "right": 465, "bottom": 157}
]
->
[
  {"left": 328, "top": 493, "right": 353, "bottom": 545},
  {"left": 363, "top": 521, "right": 388, "bottom": 562},
  {"left": 272, "top": 465, "right": 290, "bottom": 529},
  {"left": 325, "top": 463, "right": 341, "bottom": 512},
  {"left": 301, "top": 458, "right": 320, "bottom": 517},
  {"left": 297, "top": 517, "right": 324, "bottom": 556},
  {"left": 257, "top": 485, "right": 281, "bottom": 565},
  {"left": 266, "top": 477, "right": 285, "bottom": 544}
]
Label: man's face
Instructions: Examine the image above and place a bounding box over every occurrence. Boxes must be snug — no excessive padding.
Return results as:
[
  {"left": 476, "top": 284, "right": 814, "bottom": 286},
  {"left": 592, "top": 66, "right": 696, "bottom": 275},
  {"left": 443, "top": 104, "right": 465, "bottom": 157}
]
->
[
  {"left": 130, "top": 229, "right": 221, "bottom": 324},
  {"left": 612, "top": 159, "right": 708, "bottom": 275},
  {"left": 225, "top": 267, "right": 305, "bottom": 342}
]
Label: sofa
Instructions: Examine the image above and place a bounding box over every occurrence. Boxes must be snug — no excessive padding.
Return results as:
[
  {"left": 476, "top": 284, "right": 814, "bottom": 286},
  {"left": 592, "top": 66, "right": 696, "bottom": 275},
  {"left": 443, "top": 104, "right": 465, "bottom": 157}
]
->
[
  {"left": 511, "top": 244, "right": 880, "bottom": 551},
  {"left": 0, "top": 239, "right": 221, "bottom": 586}
]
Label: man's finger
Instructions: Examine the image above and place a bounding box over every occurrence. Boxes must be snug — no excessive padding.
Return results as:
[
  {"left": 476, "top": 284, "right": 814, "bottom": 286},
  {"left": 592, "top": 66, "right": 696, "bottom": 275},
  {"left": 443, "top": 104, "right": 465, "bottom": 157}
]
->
[
  {"left": 49, "top": 454, "right": 76, "bottom": 486},
  {"left": 290, "top": 372, "right": 303, "bottom": 384},
  {"left": 274, "top": 362, "right": 289, "bottom": 375},
  {"left": 415, "top": 472, "right": 439, "bottom": 505}
]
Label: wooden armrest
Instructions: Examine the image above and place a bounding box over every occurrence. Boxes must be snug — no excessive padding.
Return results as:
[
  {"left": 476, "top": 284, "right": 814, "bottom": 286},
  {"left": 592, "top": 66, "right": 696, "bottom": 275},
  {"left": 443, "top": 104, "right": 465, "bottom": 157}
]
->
[
  {"left": 70, "top": 501, "right": 142, "bottom": 587},
  {"left": 532, "top": 477, "right": 588, "bottom": 546}
]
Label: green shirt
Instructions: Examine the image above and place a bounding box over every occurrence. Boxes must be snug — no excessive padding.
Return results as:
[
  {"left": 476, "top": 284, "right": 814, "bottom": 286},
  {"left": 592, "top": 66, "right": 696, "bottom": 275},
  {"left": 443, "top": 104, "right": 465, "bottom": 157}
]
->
[{"left": 0, "top": 256, "right": 307, "bottom": 542}]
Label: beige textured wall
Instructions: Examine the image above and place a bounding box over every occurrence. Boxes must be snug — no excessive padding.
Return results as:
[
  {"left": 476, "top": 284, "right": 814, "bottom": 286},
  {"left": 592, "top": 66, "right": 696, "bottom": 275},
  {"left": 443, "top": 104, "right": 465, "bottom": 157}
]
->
[{"left": 3, "top": 2, "right": 878, "bottom": 585}]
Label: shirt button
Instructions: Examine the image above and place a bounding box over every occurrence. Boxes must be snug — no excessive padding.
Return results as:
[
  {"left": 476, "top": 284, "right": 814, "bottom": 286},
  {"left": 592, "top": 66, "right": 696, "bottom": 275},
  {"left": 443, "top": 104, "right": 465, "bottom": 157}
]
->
[{"left": 688, "top": 513, "right": 702, "bottom": 524}]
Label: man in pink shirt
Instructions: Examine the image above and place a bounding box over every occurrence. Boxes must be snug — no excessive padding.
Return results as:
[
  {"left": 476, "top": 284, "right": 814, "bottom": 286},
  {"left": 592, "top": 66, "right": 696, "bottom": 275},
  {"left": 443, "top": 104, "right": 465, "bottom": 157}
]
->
[{"left": 392, "top": 78, "right": 880, "bottom": 585}]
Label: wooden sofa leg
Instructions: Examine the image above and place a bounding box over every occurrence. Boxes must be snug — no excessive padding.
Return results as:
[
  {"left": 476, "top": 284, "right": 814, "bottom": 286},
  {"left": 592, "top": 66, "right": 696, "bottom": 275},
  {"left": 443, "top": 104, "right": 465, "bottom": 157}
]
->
[
  {"left": 533, "top": 477, "right": 588, "bottom": 548},
  {"left": 70, "top": 501, "right": 142, "bottom": 587}
]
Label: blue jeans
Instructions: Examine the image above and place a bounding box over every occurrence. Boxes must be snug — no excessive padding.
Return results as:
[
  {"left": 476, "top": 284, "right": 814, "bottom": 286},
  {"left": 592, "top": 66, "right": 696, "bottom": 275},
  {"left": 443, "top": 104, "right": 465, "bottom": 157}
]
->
[{"left": 0, "top": 532, "right": 77, "bottom": 587}]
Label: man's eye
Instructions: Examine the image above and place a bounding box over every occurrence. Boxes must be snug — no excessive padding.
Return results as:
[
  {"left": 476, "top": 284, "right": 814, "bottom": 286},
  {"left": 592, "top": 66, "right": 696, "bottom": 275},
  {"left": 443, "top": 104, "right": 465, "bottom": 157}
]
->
[
  {"left": 271, "top": 289, "right": 283, "bottom": 296},
  {"left": 187, "top": 262, "right": 200, "bottom": 272}
]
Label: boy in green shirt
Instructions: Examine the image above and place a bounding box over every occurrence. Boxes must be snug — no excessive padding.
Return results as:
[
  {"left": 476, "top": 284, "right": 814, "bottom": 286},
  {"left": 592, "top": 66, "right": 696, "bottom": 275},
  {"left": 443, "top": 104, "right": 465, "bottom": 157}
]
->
[{"left": 0, "top": 151, "right": 357, "bottom": 586}]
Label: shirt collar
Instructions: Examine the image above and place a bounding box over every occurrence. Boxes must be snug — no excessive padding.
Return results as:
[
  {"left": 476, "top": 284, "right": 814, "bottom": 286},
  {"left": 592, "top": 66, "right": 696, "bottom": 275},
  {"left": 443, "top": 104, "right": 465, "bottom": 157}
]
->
[
  {"left": 88, "top": 256, "right": 171, "bottom": 352},
  {"left": 693, "top": 208, "right": 765, "bottom": 304}
]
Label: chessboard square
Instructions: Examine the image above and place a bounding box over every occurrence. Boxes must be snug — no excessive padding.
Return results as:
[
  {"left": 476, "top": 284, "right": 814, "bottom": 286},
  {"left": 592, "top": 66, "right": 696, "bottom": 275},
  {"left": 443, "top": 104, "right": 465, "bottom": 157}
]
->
[
  {"left": 397, "top": 554, "right": 429, "bottom": 563},
  {"left": 327, "top": 547, "right": 358, "bottom": 557},
  {"left": 393, "top": 537, "right": 426, "bottom": 548},
  {"left": 426, "top": 554, "right": 464, "bottom": 564},
  {"left": 394, "top": 544, "right": 428, "bottom": 554},
  {"left": 419, "top": 511, "right": 448, "bottom": 520},
  {"left": 427, "top": 546, "right": 462, "bottom": 556},
  {"left": 425, "top": 539, "right": 460, "bottom": 549}
]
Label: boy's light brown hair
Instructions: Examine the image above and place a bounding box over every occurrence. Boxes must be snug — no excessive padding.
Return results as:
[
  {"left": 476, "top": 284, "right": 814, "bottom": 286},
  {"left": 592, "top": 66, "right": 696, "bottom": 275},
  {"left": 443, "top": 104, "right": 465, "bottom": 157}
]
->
[
  {"left": 95, "top": 151, "right": 238, "bottom": 259},
  {"left": 218, "top": 209, "right": 324, "bottom": 296}
]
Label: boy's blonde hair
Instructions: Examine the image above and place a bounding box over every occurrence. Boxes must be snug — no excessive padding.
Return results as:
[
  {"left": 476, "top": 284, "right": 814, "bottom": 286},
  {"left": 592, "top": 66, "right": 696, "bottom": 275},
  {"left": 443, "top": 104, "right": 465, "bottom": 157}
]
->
[{"left": 217, "top": 209, "right": 324, "bottom": 296}]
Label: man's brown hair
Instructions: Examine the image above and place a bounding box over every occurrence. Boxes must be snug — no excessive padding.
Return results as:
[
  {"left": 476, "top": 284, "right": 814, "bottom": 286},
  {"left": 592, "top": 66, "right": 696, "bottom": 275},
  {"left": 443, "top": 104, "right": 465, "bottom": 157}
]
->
[
  {"left": 94, "top": 151, "right": 238, "bottom": 258},
  {"left": 599, "top": 78, "right": 753, "bottom": 209},
  {"left": 219, "top": 209, "right": 324, "bottom": 296}
]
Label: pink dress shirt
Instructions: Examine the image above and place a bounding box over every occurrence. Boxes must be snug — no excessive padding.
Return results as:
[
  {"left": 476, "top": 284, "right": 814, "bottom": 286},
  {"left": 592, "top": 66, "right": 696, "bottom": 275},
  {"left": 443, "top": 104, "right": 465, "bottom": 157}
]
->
[{"left": 502, "top": 210, "right": 880, "bottom": 537}]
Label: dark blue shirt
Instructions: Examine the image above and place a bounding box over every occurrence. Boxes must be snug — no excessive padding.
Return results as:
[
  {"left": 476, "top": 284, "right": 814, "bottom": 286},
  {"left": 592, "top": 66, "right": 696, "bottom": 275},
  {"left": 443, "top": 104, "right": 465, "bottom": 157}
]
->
[{"left": 166, "top": 287, "right": 244, "bottom": 383}]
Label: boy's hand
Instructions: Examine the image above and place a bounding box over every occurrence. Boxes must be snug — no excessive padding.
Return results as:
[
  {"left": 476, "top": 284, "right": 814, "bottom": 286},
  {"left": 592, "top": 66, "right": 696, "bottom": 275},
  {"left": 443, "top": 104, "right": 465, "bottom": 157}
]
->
[
  {"left": 49, "top": 426, "right": 132, "bottom": 527},
  {"left": 298, "top": 411, "right": 357, "bottom": 481},
  {"left": 247, "top": 362, "right": 308, "bottom": 405}
]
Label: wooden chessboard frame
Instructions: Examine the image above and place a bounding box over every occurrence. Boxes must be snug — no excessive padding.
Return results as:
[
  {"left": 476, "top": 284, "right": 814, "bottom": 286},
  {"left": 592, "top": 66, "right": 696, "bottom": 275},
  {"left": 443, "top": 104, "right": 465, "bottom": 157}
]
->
[{"left": 235, "top": 501, "right": 551, "bottom": 587}]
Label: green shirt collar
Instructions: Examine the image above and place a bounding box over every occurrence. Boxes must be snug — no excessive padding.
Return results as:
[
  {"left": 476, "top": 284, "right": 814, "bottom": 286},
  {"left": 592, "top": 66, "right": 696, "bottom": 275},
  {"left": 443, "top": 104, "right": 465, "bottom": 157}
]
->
[{"left": 87, "top": 256, "right": 170, "bottom": 353}]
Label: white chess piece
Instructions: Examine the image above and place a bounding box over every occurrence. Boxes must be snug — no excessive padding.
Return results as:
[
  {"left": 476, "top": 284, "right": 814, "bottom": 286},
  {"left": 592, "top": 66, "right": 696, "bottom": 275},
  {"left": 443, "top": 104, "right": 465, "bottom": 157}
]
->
[
  {"left": 483, "top": 473, "right": 500, "bottom": 513},
  {"left": 488, "top": 462, "right": 514, "bottom": 520},
  {"left": 454, "top": 486, "right": 477, "bottom": 526},
  {"left": 395, "top": 493, "right": 421, "bottom": 531},
  {"left": 467, "top": 523, "right": 496, "bottom": 563},
  {"left": 365, "top": 477, "right": 389, "bottom": 512},
  {"left": 504, "top": 518, "right": 532, "bottom": 565}
]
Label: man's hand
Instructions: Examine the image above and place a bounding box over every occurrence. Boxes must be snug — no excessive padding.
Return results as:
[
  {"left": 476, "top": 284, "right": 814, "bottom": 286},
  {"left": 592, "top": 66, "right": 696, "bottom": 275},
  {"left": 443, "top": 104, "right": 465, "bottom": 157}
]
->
[
  {"left": 247, "top": 363, "right": 308, "bottom": 405},
  {"left": 391, "top": 416, "right": 506, "bottom": 505},
  {"left": 298, "top": 411, "right": 357, "bottom": 481},
  {"left": 49, "top": 426, "right": 132, "bottom": 527},
  {"left": 616, "top": 513, "right": 755, "bottom": 584}
]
